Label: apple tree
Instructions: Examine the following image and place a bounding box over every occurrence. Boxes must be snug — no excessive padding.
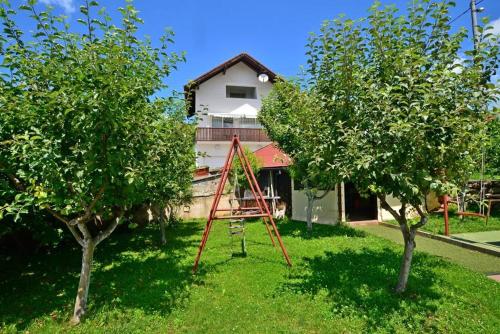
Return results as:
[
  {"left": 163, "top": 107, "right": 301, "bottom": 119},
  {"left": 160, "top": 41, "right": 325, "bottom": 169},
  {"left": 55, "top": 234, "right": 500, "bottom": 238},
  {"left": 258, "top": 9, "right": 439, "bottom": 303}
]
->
[{"left": 0, "top": 0, "right": 194, "bottom": 323}]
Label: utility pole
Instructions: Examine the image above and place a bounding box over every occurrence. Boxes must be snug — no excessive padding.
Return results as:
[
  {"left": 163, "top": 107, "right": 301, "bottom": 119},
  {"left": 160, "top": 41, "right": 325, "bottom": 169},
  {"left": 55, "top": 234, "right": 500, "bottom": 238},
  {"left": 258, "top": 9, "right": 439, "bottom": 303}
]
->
[
  {"left": 469, "top": 0, "right": 482, "bottom": 50},
  {"left": 469, "top": 0, "right": 487, "bottom": 216}
]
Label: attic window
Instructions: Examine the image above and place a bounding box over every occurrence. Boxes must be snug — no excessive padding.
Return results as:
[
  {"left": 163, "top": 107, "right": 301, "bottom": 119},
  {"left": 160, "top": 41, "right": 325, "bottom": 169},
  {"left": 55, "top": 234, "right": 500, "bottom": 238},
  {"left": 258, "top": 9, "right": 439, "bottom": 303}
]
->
[{"left": 226, "top": 86, "right": 256, "bottom": 99}]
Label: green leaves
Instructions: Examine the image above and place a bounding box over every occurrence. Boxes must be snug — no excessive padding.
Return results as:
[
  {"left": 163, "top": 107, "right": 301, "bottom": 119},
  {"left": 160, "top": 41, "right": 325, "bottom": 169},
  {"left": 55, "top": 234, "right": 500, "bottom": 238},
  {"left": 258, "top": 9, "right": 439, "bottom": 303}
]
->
[
  {"left": 0, "top": 1, "right": 194, "bottom": 225},
  {"left": 230, "top": 146, "right": 262, "bottom": 190},
  {"left": 260, "top": 80, "right": 340, "bottom": 191},
  {"left": 262, "top": 0, "right": 498, "bottom": 215}
]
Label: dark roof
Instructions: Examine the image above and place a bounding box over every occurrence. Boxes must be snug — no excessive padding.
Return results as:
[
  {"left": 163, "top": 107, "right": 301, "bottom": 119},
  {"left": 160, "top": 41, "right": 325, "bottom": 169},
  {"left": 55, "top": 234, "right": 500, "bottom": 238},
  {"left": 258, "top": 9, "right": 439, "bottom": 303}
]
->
[{"left": 184, "top": 53, "right": 277, "bottom": 116}]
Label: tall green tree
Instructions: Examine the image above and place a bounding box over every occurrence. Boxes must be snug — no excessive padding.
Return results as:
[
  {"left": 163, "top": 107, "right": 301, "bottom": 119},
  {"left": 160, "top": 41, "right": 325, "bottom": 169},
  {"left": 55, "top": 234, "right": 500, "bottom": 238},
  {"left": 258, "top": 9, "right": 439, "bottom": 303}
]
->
[
  {"left": 139, "top": 104, "right": 195, "bottom": 245},
  {"left": 263, "top": 0, "right": 499, "bottom": 292},
  {"left": 260, "top": 80, "right": 339, "bottom": 231},
  {"left": 0, "top": 0, "right": 194, "bottom": 323}
]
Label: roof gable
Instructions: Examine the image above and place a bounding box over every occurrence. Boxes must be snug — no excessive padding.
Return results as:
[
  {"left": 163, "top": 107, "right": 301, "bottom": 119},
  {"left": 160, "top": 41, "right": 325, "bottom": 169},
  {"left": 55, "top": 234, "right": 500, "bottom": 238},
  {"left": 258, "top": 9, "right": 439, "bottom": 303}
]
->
[
  {"left": 187, "top": 53, "right": 276, "bottom": 89},
  {"left": 184, "top": 53, "right": 277, "bottom": 116}
]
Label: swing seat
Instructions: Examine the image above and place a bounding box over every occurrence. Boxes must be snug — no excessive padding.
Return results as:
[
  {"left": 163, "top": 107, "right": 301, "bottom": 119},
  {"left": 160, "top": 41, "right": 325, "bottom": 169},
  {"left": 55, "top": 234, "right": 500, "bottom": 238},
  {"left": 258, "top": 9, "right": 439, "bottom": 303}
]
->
[
  {"left": 229, "top": 225, "right": 244, "bottom": 229},
  {"left": 456, "top": 211, "right": 486, "bottom": 218}
]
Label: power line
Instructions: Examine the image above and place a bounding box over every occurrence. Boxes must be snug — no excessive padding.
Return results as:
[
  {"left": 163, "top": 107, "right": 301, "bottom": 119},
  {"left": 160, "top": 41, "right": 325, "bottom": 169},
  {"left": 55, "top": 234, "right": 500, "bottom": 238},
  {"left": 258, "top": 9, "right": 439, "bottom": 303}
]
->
[
  {"left": 449, "top": 8, "right": 470, "bottom": 24},
  {"left": 449, "top": 0, "right": 485, "bottom": 25}
]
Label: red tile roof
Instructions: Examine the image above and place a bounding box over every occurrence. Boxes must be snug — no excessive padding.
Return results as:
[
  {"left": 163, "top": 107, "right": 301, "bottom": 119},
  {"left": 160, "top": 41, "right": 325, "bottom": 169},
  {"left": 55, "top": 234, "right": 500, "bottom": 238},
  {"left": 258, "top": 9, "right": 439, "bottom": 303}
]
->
[{"left": 254, "top": 144, "right": 291, "bottom": 168}]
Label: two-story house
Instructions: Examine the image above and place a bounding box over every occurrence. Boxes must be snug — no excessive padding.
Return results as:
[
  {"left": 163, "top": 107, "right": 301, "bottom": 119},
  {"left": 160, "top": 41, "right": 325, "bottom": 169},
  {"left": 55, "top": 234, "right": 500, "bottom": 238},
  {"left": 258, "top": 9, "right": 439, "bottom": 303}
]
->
[
  {"left": 184, "top": 53, "right": 405, "bottom": 225},
  {"left": 185, "top": 53, "right": 274, "bottom": 169}
]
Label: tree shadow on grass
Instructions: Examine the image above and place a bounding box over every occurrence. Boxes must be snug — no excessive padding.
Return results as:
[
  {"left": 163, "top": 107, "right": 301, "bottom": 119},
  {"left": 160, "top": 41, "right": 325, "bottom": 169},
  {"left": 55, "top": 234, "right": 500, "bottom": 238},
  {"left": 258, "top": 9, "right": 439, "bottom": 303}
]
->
[
  {"left": 276, "top": 220, "right": 366, "bottom": 239},
  {"left": 278, "top": 247, "right": 447, "bottom": 332},
  {"left": 0, "top": 220, "right": 204, "bottom": 330}
]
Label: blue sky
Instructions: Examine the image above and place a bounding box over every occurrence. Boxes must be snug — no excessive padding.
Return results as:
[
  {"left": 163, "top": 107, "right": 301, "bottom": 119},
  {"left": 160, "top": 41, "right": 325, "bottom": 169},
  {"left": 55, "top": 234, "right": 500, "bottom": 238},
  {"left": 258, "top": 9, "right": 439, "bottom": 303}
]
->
[{"left": 13, "top": 0, "right": 500, "bottom": 95}]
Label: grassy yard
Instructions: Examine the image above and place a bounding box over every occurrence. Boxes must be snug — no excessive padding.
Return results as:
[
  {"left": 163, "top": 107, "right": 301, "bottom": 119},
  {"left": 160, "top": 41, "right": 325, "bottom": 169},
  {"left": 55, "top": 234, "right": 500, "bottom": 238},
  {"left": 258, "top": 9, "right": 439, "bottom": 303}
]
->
[
  {"left": 357, "top": 225, "right": 500, "bottom": 275},
  {"left": 1, "top": 220, "right": 499, "bottom": 333},
  {"left": 387, "top": 204, "right": 500, "bottom": 235}
]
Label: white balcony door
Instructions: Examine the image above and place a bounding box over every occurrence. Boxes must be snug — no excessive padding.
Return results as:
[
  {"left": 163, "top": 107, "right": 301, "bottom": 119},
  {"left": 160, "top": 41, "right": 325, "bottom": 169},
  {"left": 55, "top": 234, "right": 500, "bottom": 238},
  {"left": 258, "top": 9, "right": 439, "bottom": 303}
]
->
[
  {"left": 223, "top": 117, "right": 233, "bottom": 128},
  {"left": 212, "top": 116, "right": 234, "bottom": 128},
  {"left": 240, "top": 117, "right": 262, "bottom": 129}
]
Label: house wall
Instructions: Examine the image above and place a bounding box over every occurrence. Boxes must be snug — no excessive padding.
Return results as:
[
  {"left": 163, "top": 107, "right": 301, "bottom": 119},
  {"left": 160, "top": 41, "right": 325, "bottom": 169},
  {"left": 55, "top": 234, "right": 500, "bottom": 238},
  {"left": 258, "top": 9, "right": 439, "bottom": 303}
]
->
[
  {"left": 292, "top": 181, "right": 409, "bottom": 224},
  {"left": 195, "top": 62, "right": 273, "bottom": 123},
  {"left": 179, "top": 194, "right": 232, "bottom": 220},
  {"left": 291, "top": 181, "right": 340, "bottom": 225},
  {"left": 378, "top": 195, "right": 403, "bottom": 221},
  {"left": 179, "top": 174, "right": 232, "bottom": 219},
  {"left": 194, "top": 62, "right": 273, "bottom": 169},
  {"left": 197, "top": 142, "right": 268, "bottom": 170}
]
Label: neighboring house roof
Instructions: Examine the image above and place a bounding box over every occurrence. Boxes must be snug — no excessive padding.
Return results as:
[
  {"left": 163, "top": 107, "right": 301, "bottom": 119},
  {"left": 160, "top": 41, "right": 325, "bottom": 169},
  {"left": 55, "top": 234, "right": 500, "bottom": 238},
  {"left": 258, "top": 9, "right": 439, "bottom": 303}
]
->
[
  {"left": 254, "top": 143, "right": 291, "bottom": 168},
  {"left": 184, "top": 53, "right": 277, "bottom": 116}
]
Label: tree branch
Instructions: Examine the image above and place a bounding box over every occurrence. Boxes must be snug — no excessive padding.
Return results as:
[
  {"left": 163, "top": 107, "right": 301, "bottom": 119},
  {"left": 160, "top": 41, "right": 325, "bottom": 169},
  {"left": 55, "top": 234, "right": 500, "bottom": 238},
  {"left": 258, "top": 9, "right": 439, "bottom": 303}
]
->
[
  {"left": 69, "top": 213, "right": 93, "bottom": 226},
  {"left": 46, "top": 208, "right": 84, "bottom": 247},
  {"left": 76, "top": 220, "right": 92, "bottom": 240},
  {"left": 84, "top": 0, "right": 93, "bottom": 41},
  {"left": 95, "top": 209, "right": 123, "bottom": 246},
  {"left": 378, "top": 194, "right": 401, "bottom": 222},
  {"left": 399, "top": 202, "right": 407, "bottom": 223},
  {"left": 414, "top": 204, "right": 426, "bottom": 218},
  {"left": 5, "top": 172, "right": 25, "bottom": 191},
  {"left": 87, "top": 186, "right": 105, "bottom": 213},
  {"left": 65, "top": 223, "right": 85, "bottom": 247},
  {"left": 0, "top": 162, "right": 26, "bottom": 191},
  {"left": 411, "top": 204, "right": 428, "bottom": 230},
  {"left": 314, "top": 187, "right": 331, "bottom": 200},
  {"left": 411, "top": 215, "right": 428, "bottom": 230},
  {"left": 0, "top": 164, "right": 87, "bottom": 246},
  {"left": 69, "top": 186, "right": 105, "bottom": 226},
  {"left": 0, "top": 163, "right": 103, "bottom": 232}
]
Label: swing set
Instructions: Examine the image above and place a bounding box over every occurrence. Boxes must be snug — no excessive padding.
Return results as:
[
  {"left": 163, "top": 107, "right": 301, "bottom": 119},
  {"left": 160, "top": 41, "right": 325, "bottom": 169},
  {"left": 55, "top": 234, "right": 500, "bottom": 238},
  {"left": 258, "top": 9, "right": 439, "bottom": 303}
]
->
[
  {"left": 192, "top": 135, "right": 292, "bottom": 273},
  {"left": 441, "top": 150, "right": 500, "bottom": 236}
]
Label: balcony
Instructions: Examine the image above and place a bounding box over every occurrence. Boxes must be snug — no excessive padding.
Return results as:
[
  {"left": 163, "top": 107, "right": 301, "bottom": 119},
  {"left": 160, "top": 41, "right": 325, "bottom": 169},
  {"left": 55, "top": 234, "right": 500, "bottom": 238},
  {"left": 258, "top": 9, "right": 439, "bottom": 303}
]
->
[{"left": 196, "top": 127, "right": 270, "bottom": 142}]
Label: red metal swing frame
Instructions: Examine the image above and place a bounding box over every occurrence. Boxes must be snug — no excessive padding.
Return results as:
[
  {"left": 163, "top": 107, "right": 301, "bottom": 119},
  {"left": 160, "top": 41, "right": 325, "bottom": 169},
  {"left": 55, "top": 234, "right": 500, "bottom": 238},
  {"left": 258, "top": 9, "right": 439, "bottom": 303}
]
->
[{"left": 192, "top": 135, "right": 292, "bottom": 273}]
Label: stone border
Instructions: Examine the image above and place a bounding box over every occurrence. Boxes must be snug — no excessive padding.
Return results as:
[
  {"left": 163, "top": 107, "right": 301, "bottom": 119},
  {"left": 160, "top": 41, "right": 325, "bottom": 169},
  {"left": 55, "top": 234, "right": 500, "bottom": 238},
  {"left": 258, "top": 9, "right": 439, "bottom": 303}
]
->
[{"left": 379, "top": 222, "right": 500, "bottom": 258}]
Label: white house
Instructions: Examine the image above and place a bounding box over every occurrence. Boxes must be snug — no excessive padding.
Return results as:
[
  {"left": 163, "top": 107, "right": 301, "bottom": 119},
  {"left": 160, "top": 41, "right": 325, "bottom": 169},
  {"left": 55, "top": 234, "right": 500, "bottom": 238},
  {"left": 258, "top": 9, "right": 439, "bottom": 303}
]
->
[
  {"left": 185, "top": 53, "right": 274, "bottom": 170},
  {"left": 185, "top": 53, "right": 403, "bottom": 225}
]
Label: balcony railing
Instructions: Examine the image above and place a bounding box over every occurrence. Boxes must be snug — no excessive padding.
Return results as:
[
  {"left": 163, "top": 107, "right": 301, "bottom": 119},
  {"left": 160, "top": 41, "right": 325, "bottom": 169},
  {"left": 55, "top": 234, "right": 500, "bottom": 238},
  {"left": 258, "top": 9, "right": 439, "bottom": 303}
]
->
[{"left": 196, "top": 127, "right": 270, "bottom": 142}]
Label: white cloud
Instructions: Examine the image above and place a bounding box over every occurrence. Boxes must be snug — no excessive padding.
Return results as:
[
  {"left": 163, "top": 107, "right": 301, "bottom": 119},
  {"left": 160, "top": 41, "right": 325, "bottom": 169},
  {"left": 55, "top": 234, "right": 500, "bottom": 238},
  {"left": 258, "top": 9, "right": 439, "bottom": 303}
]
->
[
  {"left": 451, "top": 56, "right": 464, "bottom": 74},
  {"left": 489, "top": 17, "right": 500, "bottom": 35},
  {"left": 40, "top": 0, "right": 76, "bottom": 14}
]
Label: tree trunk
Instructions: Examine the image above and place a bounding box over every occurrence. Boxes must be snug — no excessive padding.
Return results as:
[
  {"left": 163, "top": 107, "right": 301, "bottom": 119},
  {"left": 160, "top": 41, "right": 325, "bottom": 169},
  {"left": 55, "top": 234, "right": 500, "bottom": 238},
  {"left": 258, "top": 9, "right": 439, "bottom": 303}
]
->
[
  {"left": 159, "top": 212, "right": 167, "bottom": 245},
  {"left": 378, "top": 196, "right": 428, "bottom": 293},
  {"left": 306, "top": 194, "right": 314, "bottom": 232},
  {"left": 395, "top": 228, "right": 416, "bottom": 293},
  {"left": 71, "top": 239, "right": 95, "bottom": 325}
]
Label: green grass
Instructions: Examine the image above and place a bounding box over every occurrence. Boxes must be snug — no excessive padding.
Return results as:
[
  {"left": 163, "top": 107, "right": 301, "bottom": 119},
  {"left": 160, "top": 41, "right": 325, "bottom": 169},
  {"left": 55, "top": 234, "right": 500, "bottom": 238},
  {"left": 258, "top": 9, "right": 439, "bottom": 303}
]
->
[
  {"left": 1, "top": 220, "right": 499, "bottom": 333},
  {"left": 357, "top": 225, "right": 500, "bottom": 274},
  {"left": 387, "top": 205, "right": 500, "bottom": 235}
]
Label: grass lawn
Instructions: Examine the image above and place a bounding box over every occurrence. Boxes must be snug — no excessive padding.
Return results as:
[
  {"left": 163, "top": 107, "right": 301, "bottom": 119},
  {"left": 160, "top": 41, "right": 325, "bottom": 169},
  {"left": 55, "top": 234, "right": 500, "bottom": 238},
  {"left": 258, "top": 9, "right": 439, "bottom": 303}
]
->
[
  {"left": 1, "top": 220, "right": 499, "bottom": 333},
  {"left": 357, "top": 225, "right": 500, "bottom": 275},
  {"left": 387, "top": 204, "right": 500, "bottom": 236}
]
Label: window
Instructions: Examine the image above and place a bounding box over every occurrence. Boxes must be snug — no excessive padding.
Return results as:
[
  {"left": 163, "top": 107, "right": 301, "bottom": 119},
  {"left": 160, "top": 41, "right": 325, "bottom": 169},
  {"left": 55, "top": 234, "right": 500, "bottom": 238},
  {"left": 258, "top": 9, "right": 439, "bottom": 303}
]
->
[
  {"left": 212, "top": 116, "right": 222, "bottom": 128},
  {"left": 240, "top": 117, "right": 262, "bottom": 129},
  {"left": 223, "top": 117, "right": 233, "bottom": 128},
  {"left": 226, "top": 86, "right": 257, "bottom": 99},
  {"left": 212, "top": 116, "right": 233, "bottom": 128}
]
